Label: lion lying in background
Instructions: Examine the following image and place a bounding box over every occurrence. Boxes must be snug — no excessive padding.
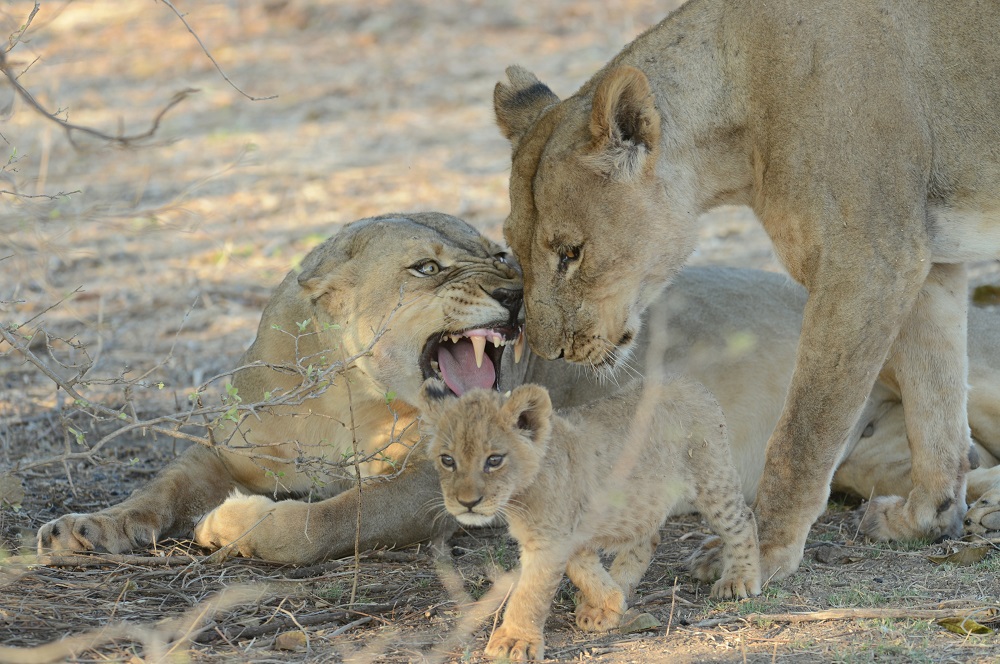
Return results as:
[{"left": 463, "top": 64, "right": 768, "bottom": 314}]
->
[{"left": 36, "top": 214, "right": 1000, "bottom": 562}]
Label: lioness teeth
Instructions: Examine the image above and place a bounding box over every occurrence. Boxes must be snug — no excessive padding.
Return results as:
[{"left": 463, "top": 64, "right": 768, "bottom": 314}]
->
[
  {"left": 513, "top": 333, "right": 525, "bottom": 364},
  {"left": 471, "top": 336, "right": 487, "bottom": 368}
]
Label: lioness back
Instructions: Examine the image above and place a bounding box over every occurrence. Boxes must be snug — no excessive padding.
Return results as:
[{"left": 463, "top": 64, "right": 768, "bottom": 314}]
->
[{"left": 418, "top": 376, "right": 760, "bottom": 661}]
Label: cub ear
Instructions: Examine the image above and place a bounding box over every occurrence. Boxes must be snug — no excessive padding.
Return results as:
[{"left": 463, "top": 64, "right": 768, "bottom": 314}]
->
[
  {"left": 501, "top": 384, "right": 553, "bottom": 446},
  {"left": 418, "top": 378, "right": 453, "bottom": 421},
  {"left": 494, "top": 65, "right": 561, "bottom": 150},
  {"left": 585, "top": 66, "right": 661, "bottom": 182}
]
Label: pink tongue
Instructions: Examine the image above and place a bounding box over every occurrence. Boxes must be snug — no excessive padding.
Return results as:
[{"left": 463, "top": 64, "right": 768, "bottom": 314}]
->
[{"left": 438, "top": 340, "right": 495, "bottom": 396}]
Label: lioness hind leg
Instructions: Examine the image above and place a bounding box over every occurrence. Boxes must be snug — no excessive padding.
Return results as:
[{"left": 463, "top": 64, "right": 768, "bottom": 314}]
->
[
  {"left": 859, "top": 264, "right": 971, "bottom": 542},
  {"left": 566, "top": 548, "right": 627, "bottom": 632}
]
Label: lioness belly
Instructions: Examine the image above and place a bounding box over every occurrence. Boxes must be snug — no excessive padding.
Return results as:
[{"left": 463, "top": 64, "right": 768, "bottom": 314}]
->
[{"left": 929, "top": 205, "right": 1000, "bottom": 263}]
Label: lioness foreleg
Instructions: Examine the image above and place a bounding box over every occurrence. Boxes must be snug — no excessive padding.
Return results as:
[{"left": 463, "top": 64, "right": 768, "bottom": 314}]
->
[
  {"left": 37, "top": 445, "right": 238, "bottom": 554},
  {"left": 193, "top": 454, "right": 455, "bottom": 564},
  {"left": 859, "top": 263, "right": 971, "bottom": 541},
  {"left": 753, "top": 250, "right": 926, "bottom": 579}
]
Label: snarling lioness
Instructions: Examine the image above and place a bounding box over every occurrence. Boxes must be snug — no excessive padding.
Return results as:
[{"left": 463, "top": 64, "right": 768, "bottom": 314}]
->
[
  {"left": 495, "top": 0, "right": 1000, "bottom": 579},
  {"left": 37, "top": 213, "right": 525, "bottom": 562},
  {"left": 36, "top": 215, "right": 1000, "bottom": 564}
]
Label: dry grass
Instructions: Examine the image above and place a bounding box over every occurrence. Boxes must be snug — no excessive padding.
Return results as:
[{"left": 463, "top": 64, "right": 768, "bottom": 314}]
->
[{"left": 2, "top": 0, "right": 1000, "bottom": 662}]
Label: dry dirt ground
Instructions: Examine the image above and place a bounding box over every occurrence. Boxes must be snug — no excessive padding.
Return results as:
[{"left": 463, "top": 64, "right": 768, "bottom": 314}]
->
[{"left": 1, "top": 1, "right": 1000, "bottom": 662}]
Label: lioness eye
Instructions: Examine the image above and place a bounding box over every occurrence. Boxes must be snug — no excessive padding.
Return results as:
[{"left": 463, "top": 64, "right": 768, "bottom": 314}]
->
[
  {"left": 440, "top": 454, "right": 456, "bottom": 470},
  {"left": 411, "top": 260, "right": 441, "bottom": 276},
  {"left": 494, "top": 252, "right": 508, "bottom": 264},
  {"left": 484, "top": 454, "right": 504, "bottom": 472},
  {"left": 558, "top": 245, "right": 581, "bottom": 268}
]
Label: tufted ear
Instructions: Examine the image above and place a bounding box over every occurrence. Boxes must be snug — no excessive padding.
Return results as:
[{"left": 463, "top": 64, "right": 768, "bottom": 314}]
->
[
  {"left": 494, "top": 65, "right": 561, "bottom": 150},
  {"left": 500, "top": 383, "right": 553, "bottom": 448},
  {"left": 584, "top": 66, "right": 661, "bottom": 182},
  {"left": 418, "top": 378, "right": 454, "bottom": 423}
]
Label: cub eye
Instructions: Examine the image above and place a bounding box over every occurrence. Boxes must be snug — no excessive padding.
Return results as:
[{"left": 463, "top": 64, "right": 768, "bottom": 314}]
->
[
  {"left": 484, "top": 454, "right": 505, "bottom": 472},
  {"left": 494, "top": 252, "right": 509, "bottom": 264},
  {"left": 411, "top": 260, "right": 442, "bottom": 276},
  {"left": 440, "top": 454, "right": 456, "bottom": 470}
]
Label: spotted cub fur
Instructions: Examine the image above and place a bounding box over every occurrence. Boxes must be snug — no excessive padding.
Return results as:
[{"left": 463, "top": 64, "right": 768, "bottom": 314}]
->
[{"left": 419, "top": 376, "right": 760, "bottom": 661}]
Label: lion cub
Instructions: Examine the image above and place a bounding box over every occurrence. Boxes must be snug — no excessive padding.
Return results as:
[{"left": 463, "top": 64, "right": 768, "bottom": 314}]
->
[{"left": 418, "top": 376, "right": 760, "bottom": 661}]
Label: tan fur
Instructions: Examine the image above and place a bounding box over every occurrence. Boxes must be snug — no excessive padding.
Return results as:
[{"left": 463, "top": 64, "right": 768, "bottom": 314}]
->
[
  {"left": 37, "top": 212, "right": 523, "bottom": 563},
  {"left": 419, "top": 378, "right": 760, "bottom": 661},
  {"left": 495, "top": 0, "right": 1000, "bottom": 579}
]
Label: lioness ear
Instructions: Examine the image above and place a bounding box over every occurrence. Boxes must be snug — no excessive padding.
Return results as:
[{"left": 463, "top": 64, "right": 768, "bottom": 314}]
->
[
  {"left": 494, "top": 65, "right": 560, "bottom": 150},
  {"left": 502, "top": 384, "right": 553, "bottom": 446},
  {"left": 296, "top": 236, "right": 355, "bottom": 311},
  {"left": 585, "top": 66, "right": 660, "bottom": 181}
]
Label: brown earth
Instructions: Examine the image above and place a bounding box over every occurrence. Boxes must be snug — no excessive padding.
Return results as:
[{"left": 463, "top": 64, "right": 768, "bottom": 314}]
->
[{"left": 1, "top": 1, "right": 999, "bottom": 662}]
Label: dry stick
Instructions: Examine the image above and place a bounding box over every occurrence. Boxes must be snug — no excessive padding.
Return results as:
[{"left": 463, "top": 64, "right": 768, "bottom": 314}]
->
[
  {"left": 342, "top": 323, "right": 364, "bottom": 607},
  {"left": 691, "top": 606, "right": 999, "bottom": 628},
  {"left": 0, "top": 49, "right": 196, "bottom": 148},
  {"left": 197, "top": 603, "right": 398, "bottom": 644},
  {"left": 4, "top": 1, "right": 39, "bottom": 54},
  {"left": 158, "top": 0, "right": 276, "bottom": 102}
]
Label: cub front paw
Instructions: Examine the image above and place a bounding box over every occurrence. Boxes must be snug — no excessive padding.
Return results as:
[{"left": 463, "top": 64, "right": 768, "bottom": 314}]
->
[
  {"left": 194, "top": 491, "right": 276, "bottom": 556},
  {"left": 965, "top": 490, "right": 1000, "bottom": 534},
  {"left": 485, "top": 624, "right": 544, "bottom": 661},
  {"left": 37, "top": 511, "right": 156, "bottom": 555},
  {"left": 575, "top": 592, "right": 626, "bottom": 632}
]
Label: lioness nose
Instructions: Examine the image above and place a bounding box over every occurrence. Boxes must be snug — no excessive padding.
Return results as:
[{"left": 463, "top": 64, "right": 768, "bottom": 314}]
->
[
  {"left": 458, "top": 496, "right": 483, "bottom": 510},
  {"left": 491, "top": 287, "right": 523, "bottom": 318}
]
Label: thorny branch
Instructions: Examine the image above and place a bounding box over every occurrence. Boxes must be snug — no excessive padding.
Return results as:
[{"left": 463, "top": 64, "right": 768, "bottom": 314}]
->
[{"left": 0, "top": 295, "right": 412, "bottom": 482}]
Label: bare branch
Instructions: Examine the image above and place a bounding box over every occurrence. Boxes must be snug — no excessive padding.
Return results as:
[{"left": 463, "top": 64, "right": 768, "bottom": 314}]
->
[
  {"left": 157, "top": 0, "right": 277, "bottom": 102},
  {"left": 0, "top": 49, "right": 198, "bottom": 148},
  {"left": 4, "top": 1, "right": 40, "bottom": 54}
]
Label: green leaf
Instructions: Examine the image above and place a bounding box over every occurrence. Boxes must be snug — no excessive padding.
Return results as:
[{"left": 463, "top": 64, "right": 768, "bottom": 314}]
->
[{"left": 296, "top": 318, "right": 311, "bottom": 332}]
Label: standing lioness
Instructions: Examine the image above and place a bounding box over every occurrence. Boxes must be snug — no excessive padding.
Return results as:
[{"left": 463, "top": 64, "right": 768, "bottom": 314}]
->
[{"left": 496, "top": 0, "right": 1000, "bottom": 579}]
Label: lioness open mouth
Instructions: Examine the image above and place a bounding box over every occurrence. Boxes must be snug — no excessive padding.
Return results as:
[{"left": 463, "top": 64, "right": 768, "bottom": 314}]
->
[{"left": 421, "top": 326, "right": 524, "bottom": 396}]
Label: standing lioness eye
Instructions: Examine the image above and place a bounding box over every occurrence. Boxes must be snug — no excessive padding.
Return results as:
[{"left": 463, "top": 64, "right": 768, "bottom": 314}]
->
[{"left": 484, "top": 454, "right": 505, "bottom": 471}]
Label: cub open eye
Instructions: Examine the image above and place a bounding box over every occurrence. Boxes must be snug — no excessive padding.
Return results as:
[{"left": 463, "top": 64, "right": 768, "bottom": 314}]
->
[
  {"left": 484, "top": 454, "right": 505, "bottom": 472},
  {"left": 410, "top": 260, "right": 442, "bottom": 276},
  {"left": 440, "top": 454, "right": 456, "bottom": 470}
]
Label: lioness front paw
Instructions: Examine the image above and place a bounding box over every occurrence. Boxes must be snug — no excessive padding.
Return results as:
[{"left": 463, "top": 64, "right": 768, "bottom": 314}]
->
[
  {"left": 194, "top": 491, "right": 277, "bottom": 557},
  {"left": 37, "top": 510, "right": 158, "bottom": 555},
  {"left": 858, "top": 494, "right": 964, "bottom": 542},
  {"left": 575, "top": 594, "right": 626, "bottom": 632},
  {"left": 965, "top": 490, "right": 1000, "bottom": 534},
  {"left": 485, "top": 624, "right": 544, "bottom": 661}
]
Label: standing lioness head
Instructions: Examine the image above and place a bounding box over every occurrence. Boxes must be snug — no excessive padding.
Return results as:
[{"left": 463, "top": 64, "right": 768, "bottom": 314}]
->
[{"left": 495, "top": 65, "right": 697, "bottom": 367}]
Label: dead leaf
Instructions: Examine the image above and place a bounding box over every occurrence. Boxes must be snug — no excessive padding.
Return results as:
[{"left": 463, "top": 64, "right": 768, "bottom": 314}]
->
[
  {"left": 617, "top": 609, "right": 661, "bottom": 634},
  {"left": 274, "top": 630, "right": 308, "bottom": 652},
  {"left": 927, "top": 545, "right": 992, "bottom": 566},
  {"left": 936, "top": 616, "right": 995, "bottom": 636},
  {"left": 0, "top": 473, "right": 24, "bottom": 509}
]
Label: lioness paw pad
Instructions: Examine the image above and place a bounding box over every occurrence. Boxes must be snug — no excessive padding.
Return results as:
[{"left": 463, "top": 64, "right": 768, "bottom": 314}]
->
[{"left": 193, "top": 491, "right": 276, "bottom": 551}]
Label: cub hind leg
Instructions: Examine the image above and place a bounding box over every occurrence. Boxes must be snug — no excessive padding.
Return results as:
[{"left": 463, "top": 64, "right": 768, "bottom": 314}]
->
[{"left": 685, "top": 419, "right": 762, "bottom": 598}]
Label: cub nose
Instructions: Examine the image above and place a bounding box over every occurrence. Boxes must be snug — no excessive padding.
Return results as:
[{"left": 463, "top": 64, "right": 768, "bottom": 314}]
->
[
  {"left": 458, "top": 496, "right": 483, "bottom": 510},
  {"left": 491, "top": 287, "right": 523, "bottom": 320}
]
